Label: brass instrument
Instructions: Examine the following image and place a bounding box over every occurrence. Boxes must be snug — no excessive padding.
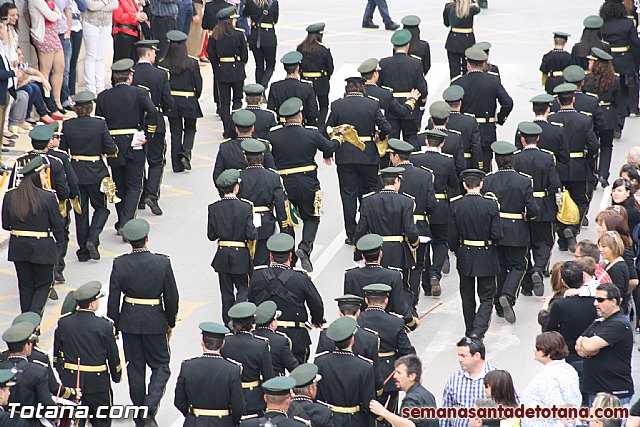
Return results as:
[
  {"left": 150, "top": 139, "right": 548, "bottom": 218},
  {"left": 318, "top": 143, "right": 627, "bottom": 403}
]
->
[
  {"left": 70, "top": 197, "right": 82, "bottom": 215},
  {"left": 313, "top": 190, "right": 323, "bottom": 217},
  {"left": 102, "top": 177, "right": 121, "bottom": 204},
  {"left": 283, "top": 200, "right": 300, "bottom": 228},
  {"left": 327, "top": 125, "right": 366, "bottom": 151},
  {"left": 248, "top": 240, "right": 257, "bottom": 259},
  {"left": 58, "top": 200, "right": 68, "bottom": 218},
  {"left": 374, "top": 134, "right": 388, "bottom": 157}
]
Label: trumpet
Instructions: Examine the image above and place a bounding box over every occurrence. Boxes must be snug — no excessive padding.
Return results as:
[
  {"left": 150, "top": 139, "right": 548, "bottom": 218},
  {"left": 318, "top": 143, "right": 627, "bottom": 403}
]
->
[
  {"left": 327, "top": 125, "right": 366, "bottom": 151},
  {"left": 102, "top": 177, "right": 121, "bottom": 204}
]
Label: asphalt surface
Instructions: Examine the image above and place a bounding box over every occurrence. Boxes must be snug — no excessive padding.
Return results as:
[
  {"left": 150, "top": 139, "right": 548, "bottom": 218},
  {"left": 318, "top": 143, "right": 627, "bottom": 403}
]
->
[{"left": 0, "top": 0, "right": 638, "bottom": 425}]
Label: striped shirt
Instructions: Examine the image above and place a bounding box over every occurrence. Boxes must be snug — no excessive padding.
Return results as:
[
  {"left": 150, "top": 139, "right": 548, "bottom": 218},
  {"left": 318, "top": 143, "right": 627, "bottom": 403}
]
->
[{"left": 440, "top": 361, "right": 498, "bottom": 427}]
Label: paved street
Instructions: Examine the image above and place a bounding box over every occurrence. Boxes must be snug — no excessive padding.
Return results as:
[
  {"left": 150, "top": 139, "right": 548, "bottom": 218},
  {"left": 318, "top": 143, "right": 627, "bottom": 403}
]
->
[{"left": 0, "top": 0, "right": 638, "bottom": 425}]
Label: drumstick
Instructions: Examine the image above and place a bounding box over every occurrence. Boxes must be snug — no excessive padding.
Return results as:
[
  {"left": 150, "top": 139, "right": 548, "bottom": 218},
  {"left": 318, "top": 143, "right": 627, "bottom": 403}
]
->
[
  {"left": 383, "top": 370, "right": 394, "bottom": 386},
  {"left": 55, "top": 383, "right": 62, "bottom": 404},
  {"left": 418, "top": 302, "right": 444, "bottom": 321},
  {"left": 75, "top": 358, "right": 81, "bottom": 401},
  {"left": 383, "top": 395, "right": 391, "bottom": 409}
]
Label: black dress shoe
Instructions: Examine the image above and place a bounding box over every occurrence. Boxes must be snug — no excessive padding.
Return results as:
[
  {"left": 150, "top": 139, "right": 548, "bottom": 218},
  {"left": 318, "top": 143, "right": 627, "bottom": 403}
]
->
[
  {"left": 49, "top": 287, "right": 59, "bottom": 300},
  {"left": 499, "top": 296, "right": 516, "bottom": 324},
  {"left": 344, "top": 237, "right": 353, "bottom": 245},
  {"left": 442, "top": 257, "right": 450, "bottom": 274},
  {"left": 614, "top": 129, "right": 622, "bottom": 139},
  {"left": 564, "top": 228, "right": 577, "bottom": 253},
  {"left": 145, "top": 198, "right": 163, "bottom": 216},
  {"left": 181, "top": 157, "right": 192, "bottom": 171},
  {"left": 430, "top": 276, "right": 441, "bottom": 296},
  {"left": 385, "top": 22, "right": 400, "bottom": 31},
  {"left": 54, "top": 271, "right": 65, "bottom": 283},
  {"left": 295, "top": 249, "right": 313, "bottom": 272},
  {"left": 598, "top": 177, "right": 609, "bottom": 188},
  {"left": 581, "top": 217, "right": 589, "bottom": 227},
  {"left": 521, "top": 289, "right": 533, "bottom": 296},
  {"left": 362, "top": 22, "right": 379, "bottom": 29},
  {"left": 138, "top": 201, "right": 146, "bottom": 210},
  {"left": 86, "top": 242, "right": 101, "bottom": 260},
  {"left": 532, "top": 272, "right": 544, "bottom": 296}
]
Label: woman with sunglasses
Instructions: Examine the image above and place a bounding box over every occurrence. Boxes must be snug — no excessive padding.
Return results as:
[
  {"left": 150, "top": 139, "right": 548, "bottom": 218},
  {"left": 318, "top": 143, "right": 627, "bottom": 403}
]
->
[{"left": 598, "top": 231, "right": 631, "bottom": 315}]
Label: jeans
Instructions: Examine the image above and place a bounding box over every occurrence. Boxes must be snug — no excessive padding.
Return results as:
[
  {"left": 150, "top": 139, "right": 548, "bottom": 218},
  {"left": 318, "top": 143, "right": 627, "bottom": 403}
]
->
[
  {"left": 8, "top": 90, "right": 29, "bottom": 125},
  {"left": 19, "top": 83, "right": 49, "bottom": 118},
  {"left": 363, "top": 0, "right": 392, "bottom": 25},
  {"left": 59, "top": 35, "right": 72, "bottom": 105},
  {"left": 83, "top": 22, "right": 112, "bottom": 93},
  {"left": 177, "top": 1, "right": 194, "bottom": 35},
  {"left": 236, "top": 0, "right": 250, "bottom": 35},
  {"left": 69, "top": 30, "right": 82, "bottom": 96},
  {"left": 151, "top": 15, "right": 177, "bottom": 61}
]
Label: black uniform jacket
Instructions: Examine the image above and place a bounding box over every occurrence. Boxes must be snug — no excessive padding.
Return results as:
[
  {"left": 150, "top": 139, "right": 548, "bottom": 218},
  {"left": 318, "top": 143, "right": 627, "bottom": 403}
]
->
[
  {"left": 446, "top": 111, "right": 483, "bottom": 169},
  {"left": 132, "top": 61, "right": 174, "bottom": 134},
  {"left": 267, "top": 78, "right": 319, "bottom": 126},
  {"left": 601, "top": 17, "right": 640, "bottom": 75},
  {"left": 419, "top": 126, "right": 465, "bottom": 175},
  {"left": 514, "top": 147, "right": 562, "bottom": 223},
  {"left": 238, "top": 165, "right": 287, "bottom": 240},
  {"left": 515, "top": 119, "right": 569, "bottom": 170},
  {"left": 242, "top": 0, "right": 278, "bottom": 48},
  {"left": 253, "top": 326, "right": 299, "bottom": 375},
  {"left": 539, "top": 49, "right": 571, "bottom": 95},
  {"left": 397, "top": 162, "right": 437, "bottom": 238},
  {"left": 378, "top": 52, "right": 427, "bottom": 120},
  {"left": 207, "top": 29, "right": 249, "bottom": 83},
  {"left": 213, "top": 137, "right": 276, "bottom": 181},
  {"left": 443, "top": 2, "right": 480, "bottom": 53},
  {"left": 241, "top": 410, "right": 310, "bottom": 427},
  {"left": 584, "top": 74, "right": 622, "bottom": 132},
  {"left": 224, "top": 106, "right": 277, "bottom": 139},
  {"left": 364, "top": 83, "right": 414, "bottom": 119},
  {"left": 289, "top": 395, "right": 334, "bottom": 427},
  {"left": 10, "top": 151, "right": 70, "bottom": 201},
  {"left": 164, "top": 58, "right": 203, "bottom": 119},
  {"left": 297, "top": 42, "right": 334, "bottom": 97}
]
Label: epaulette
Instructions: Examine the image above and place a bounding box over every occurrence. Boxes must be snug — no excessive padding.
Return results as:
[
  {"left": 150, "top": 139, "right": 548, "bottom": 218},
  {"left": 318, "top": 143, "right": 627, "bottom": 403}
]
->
[
  {"left": 317, "top": 400, "right": 332, "bottom": 408},
  {"left": 220, "top": 138, "right": 232, "bottom": 143},
  {"left": 441, "top": 152, "right": 453, "bottom": 158},
  {"left": 274, "top": 330, "right": 290, "bottom": 341},
  {"left": 451, "top": 75, "right": 462, "bottom": 83},
  {"left": 155, "top": 252, "right": 170, "bottom": 258},
  {"left": 540, "top": 148, "right": 556, "bottom": 163},
  {"left": 344, "top": 266, "right": 358, "bottom": 271},
  {"left": 315, "top": 351, "right": 329, "bottom": 358},
  {"left": 450, "top": 195, "right": 463, "bottom": 202},
  {"left": 48, "top": 156, "right": 63, "bottom": 165},
  {"left": 294, "top": 417, "right": 312, "bottom": 427},
  {"left": 188, "top": 55, "right": 199, "bottom": 61},
  {"left": 368, "top": 95, "right": 379, "bottom": 102},
  {"left": 235, "top": 27, "right": 245, "bottom": 33},
  {"left": 362, "top": 191, "right": 375, "bottom": 198},
  {"left": 241, "top": 414, "right": 259, "bottom": 421},
  {"left": 390, "top": 312, "right": 403, "bottom": 319},
  {"left": 33, "top": 346, "right": 49, "bottom": 356},
  {"left": 92, "top": 115, "right": 106, "bottom": 120},
  {"left": 487, "top": 71, "right": 500, "bottom": 77},
  {"left": 514, "top": 149, "right": 522, "bottom": 154},
  {"left": 4, "top": 187, "right": 15, "bottom": 193},
  {"left": 448, "top": 129, "right": 461, "bottom": 135},
  {"left": 265, "top": 108, "right": 277, "bottom": 115},
  {"left": 266, "top": 168, "right": 279, "bottom": 175},
  {"left": 301, "top": 79, "right": 313, "bottom": 85},
  {"left": 464, "top": 112, "right": 476, "bottom": 118},
  {"left": 305, "top": 125, "right": 318, "bottom": 130},
  {"left": 225, "top": 357, "right": 242, "bottom": 367},
  {"left": 113, "top": 253, "right": 125, "bottom": 260},
  {"left": 410, "top": 54, "right": 422, "bottom": 61},
  {"left": 58, "top": 311, "right": 73, "bottom": 320},
  {"left": 183, "top": 356, "right": 198, "bottom": 361},
  {"left": 318, "top": 42, "right": 329, "bottom": 48},
  {"left": 240, "top": 198, "right": 254, "bottom": 206},
  {"left": 549, "top": 121, "right": 563, "bottom": 127},
  {"left": 51, "top": 147, "right": 70, "bottom": 157},
  {"left": 138, "top": 84, "right": 151, "bottom": 92},
  {"left": 158, "top": 65, "right": 170, "bottom": 75},
  {"left": 254, "top": 334, "right": 269, "bottom": 343},
  {"left": 579, "top": 111, "right": 592, "bottom": 117},
  {"left": 256, "top": 137, "right": 270, "bottom": 144},
  {"left": 420, "top": 165, "right": 434, "bottom": 174},
  {"left": 402, "top": 192, "right": 415, "bottom": 200},
  {"left": 585, "top": 92, "right": 598, "bottom": 98},
  {"left": 270, "top": 125, "right": 283, "bottom": 131},
  {"left": 101, "top": 315, "right": 115, "bottom": 325},
  {"left": 486, "top": 171, "right": 494, "bottom": 176},
  {"left": 32, "top": 360, "right": 47, "bottom": 367},
  {"left": 357, "top": 354, "right": 374, "bottom": 364},
  {"left": 484, "top": 192, "right": 499, "bottom": 202},
  {"left": 363, "top": 327, "right": 379, "bottom": 336},
  {"left": 293, "top": 267, "right": 311, "bottom": 277},
  {"left": 518, "top": 171, "right": 532, "bottom": 179},
  {"left": 254, "top": 265, "right": 268, "bottom": 270},
  {"left": 614, "top": 72, "right": 620, "bottom": 77},
  {"left": 388, "top": 266, "right": 404, "bottom": 279},
  {"left": 381, "top": 85, "right": 394, "bottom": 92}
]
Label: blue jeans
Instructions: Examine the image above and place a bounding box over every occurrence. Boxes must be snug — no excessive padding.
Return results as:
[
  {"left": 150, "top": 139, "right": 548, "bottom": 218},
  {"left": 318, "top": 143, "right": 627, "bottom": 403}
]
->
[
  {"left": 59, "top": 34, "right": 72, "bottom": 106},
  {"left": 363, "top": 0, "right": 392, "bottom": 25},
  {"left": 19, "top": 82, "right": 49, "bottom": 118},
  {"left": 177, "top": 1, "right": 194, "bottom": 35},
  {"left": 68, "top": 30, "right": 83, "bottom": 97},
  {"left": 236, "top": 0, "right": 250, "bottom": 36}
]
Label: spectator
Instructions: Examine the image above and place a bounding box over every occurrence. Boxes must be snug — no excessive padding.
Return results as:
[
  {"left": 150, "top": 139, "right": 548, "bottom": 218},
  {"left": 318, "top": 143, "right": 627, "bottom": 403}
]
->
[
  {"left": 441, "top": 337, "right": 498, "bottom": 427},
  {"left": 483, "top": 370, "right": 517, "bottom": 407},
  {"left": 619, "top": 163, "right": 640, "bottom": 202},
  {"left": 575, "top": 240, "right": 612, "bottom": 285},
  {"left": 544, "top": 260, "right": 597, "bottom": 406},
  {"left": 600, "top": 178, "right": 640, "bottom": 234},
  {"left": 590, "top": 393, "right": 623, "bottom": 427},
  {"left": 53, "top": 0, "right": 72, "bottom": 113},
  {"left": 10, "top": 47, "right": 56, "bottom": 129},
  {"left": 599, "top": 214, "right": 639, "bottom": 299},
  {"left": 573, "top": 257, "right": 600, "bottom": 297},
  {"left": 362, "top": 0, "right": 399, "bottom": 31},
  {"left": 521, "top": 332, "right": 581, "bottom": 427},
  {"left": 369, "top": 354, "right": 438, "bottom": 427},
  {"left": 1, "top": 3, "right": 19, "bottom": 68},
  {"left": 83, "top": 0, "right": 117, "bottom": 93},
  {"left": 627, "top": 146, "right": 640, "bottom": 167},
  {"left": 469, "top": 398, "right": 500, "bottom": 427},
  {"left": 537, "top": 261, "right": 567, "bottom": 328},
  {"left": 0, "top": 20, "right": 18, "bottom": 157},
  {"left": 149, "top": 0, "right": 179, "bottom": 59},
  {"left": 185, "top": 0, "right": 205, "bottom": 58},
  {"left": 112, "top": 0, "right": 146, "bottom": 61},
  {"left": 65, "top": 0, "right": 84, "bottom": 105},
  {"left": 598, "top": 231, "right": 631, "bottom": 314},
  {"left": 176, "top": 0, "right": 196, "bottom": 34},
  {"left": 27, "top": 0, "right": 65, "bottom": 118},
  {"left": 576, "top": 283, "right": 634, "bottom": 406}
]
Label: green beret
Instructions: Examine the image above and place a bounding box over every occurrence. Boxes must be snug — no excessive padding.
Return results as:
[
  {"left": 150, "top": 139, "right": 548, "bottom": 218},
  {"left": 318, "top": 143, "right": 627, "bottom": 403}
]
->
[
  {"left": 529, "top": 93, "right": 554, "bottom": 103},
  {"left": 228, "top": 301, "right": 257, "bottom": 320},
  {"left": 356, "top": 234, "right": 383, "bottom": 252},
  {"left": 306, "top": 23, "right": 325, "bottom": 34},
  {"left": 19, "top": 156, "right": 48, "bottom": 177},
  {"left": 111, "top": 58, "right": 135, "bottom": 72},
  {"left": 345, "top": 76, "right": 366, "bottom": 85},
  {"left": 473, "top": 41, "right": 491, "bottom": 52},
  {"left": 217, "top": 6, "right": 238, "bottom": 20},
  {"left": 491, "top": 141, "right": 517, "bottom": 155},
  {"left": 378, "top": 166, "right": 405, "bottom": 177},
  {"left": 517, "top": 121, "right": 543, "bottom": 136},
  {"left": 553, "top": 83, "right": 578, "bottom": 94},
  {"left": 74, "top": 280, "right": 105, "bottom": 303},
  {"left": 72, "top": 91, "right": 95, "bottom": 104},
  {"left": 280, "top": 51, "right": 303, "bottom": 65},
  {"left": 390, "top": 29, "right": 411, "bottom": 47},
  {"left": 244, "top": 83, "right": 265, "bottom": 96},
  {"left": 591, "top": 47, "right": 613, "bottom": 61},
  {"left": 3, "top": 322, "right": 36, "bottom": 344},
  {"left": 240, "top": 138, "right": 265, "bottom": 154},
  {"left": 362, "top": 283, "right": 392, "bottom": 296},
  {"left": 461, "top": 169, "right": 486, "bottom": 179},
  {"left": 232, "top": 109, "right": 256, "bottom": 127},
  {"left": 443, "top": 85, "right": 464, "bottom": 102},
  {"left": 166, "top": 30, "right": 188, "bottom": 43},
  {"left": 61, "top": 291, "right": 77, "bottom": 316},
  {"left": 358, "top": 58, "right": 380, "bottom": 74},
  {"left": 401, "top": 15, "right": 420, "bottom": 27},
  {"left": 279, "top": 97, "right": 304, "bottom": 117},
  {"left": 290, "top": 363, "right": 322, "bottom": 387},
  {"left": 262, "top": 376, "right": 296, "bottom": 395},
  {"left": 334, "top": 294, "right": 364, "bottom": 305},
  {"left": 199, "top": 321, "right": 230, "bottom": 337},
  {"left": 134, "top": 39, "right": 159, "bottom": 48},
  {"left": 326, "top": 317, "right": 357, "bottom": 342},
  {"left": 12, "top": 312, "right": 41, "bottom": 329},
  {"left": 387, "top": 138, "right": 415, "bottom": 155},
  {"left": 29, "top": 124, "right": 55, "bottom": 142},
  {"left": 465, "top": 48, "right": 487, "bottom": 62},
  {"left": 255, "top": 301, "right": 280, "bottom": 325},
  {"left": 215, "top": 169, "right": 241, "bottom": 188},
  {"left": 553, "top": 31, "right": 570, "bottom": 40},
  {"left": 563, "top": 65, "right": 585, "bottom": 83},
  {"left": 429, "top": 101, "right": 451, "bottom": 119},
  {"left": 266, "top": 233, "right": 295, "bottom": 253},
  {"left": 0, "top": 369, "right": 16, "bottom": 388},
  {"left": 121, "top": 218, "right": 150, "bottom": 242},
  {"left": 584, "top": 15, "right": 604, "bottom": 29},
  {"left": 424, "top": 129, "right": 447, "bottom": 141}
]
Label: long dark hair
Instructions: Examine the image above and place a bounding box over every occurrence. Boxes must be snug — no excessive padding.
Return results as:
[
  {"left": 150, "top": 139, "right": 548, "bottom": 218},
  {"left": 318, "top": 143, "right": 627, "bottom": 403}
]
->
[
  {"left": 484, "top": 370, "right": 518, "bottom": 408},
  {"left": 591, "top": 59, "right": 616, "bottom": 93},
  {"left": 407, "top": 26, "right": 421, "bottom": 56},
  {"left": 578, "top": 28, "right": 604, "bottom": 57},
  {"left": 612, "top": 178, "right": 640, "bottom": 211},
  {"left": 160, "top": 41, "right": 191, "bottom": 75},
  {"left": 9, "top": 172, "right": 44, "bottom": 221},
  {"left": 298, "top": 33, "right": 322, "bottom": 58},
  {"left": 211, "top": 19, "right": 234, "bottom": 41},
  {"left": 0, "top": 2, "right": 18, "bottom": 31},
  {"left": 600, "top": 1, "right": 627, "bottom": 20}
]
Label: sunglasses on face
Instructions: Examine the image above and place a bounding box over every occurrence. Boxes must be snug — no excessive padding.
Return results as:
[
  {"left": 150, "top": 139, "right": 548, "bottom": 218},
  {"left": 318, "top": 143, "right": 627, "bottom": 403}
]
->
[{"left": 594, "top": 297, "right": 610, "bottom": 303}]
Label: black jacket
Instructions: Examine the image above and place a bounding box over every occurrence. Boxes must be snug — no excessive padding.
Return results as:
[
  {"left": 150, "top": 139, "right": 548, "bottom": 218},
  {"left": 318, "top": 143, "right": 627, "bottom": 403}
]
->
[
  {"left": 446, "top": 111, "right": 483, "bottom": 170},
  {"left": 514, "top": 147, "right": 562, "bottom": 222},
  {"left": 515, "top": 119, "right": 569, "bottom": 171},
  {"left": 164, "top": 58, "right": 203, "bottom": 119},
  {"left": 396, "top": 162, "right": 437, "bottom": 237},
  {"left": 443, "top": 2, "right": 480, "bottom": 53},
  {"left": 213, "top": 137, "right": 276, "bottom": 181},
  {"left": 253, "top": 327, "right": 299, "bottom": 375},
  {"left": 224, "top": 106, "right": 277, "bottom": 139},
  {"left": 207, "top": 29, "right": 249, "bottom": 83},
  {"left": 267, "top": 78, "right": 318, "bottom": 126},
  {"left": 297, "top": 42, "right": 334, "bottom": 96},
  {"left": 289, "top": 395, "right": 334, "bottom": 427},
  {"left": 539, "top": 49, "right": 572, "bottom": 95},
  {"left": 410, "top": 150, "right": 460, "bottom": 224},
  {"left": 378, "top": 52, "right": 428, "bottom": 120},
  {"left": 238, "top": 166, "right": 287, "bottom": 239},
  {"left": 132, "top": 61, "right": 174, "bottom": 133},
  {"left": 243, "top": 0, "right": 278, "bottom": 48},
  {"left": 364, "top": 83, "right": 414, "bottom": 119}
]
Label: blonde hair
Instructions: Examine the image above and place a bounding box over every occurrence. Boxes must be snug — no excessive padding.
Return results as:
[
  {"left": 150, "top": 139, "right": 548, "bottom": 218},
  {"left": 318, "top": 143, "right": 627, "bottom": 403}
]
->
[
  {"left": 598, "top": 231, "right": 625, "bottom": 258},
  {"left": 455, "top": 0, "right": 471, "bottom": 19},
  {"left": 550, "top": 261, "right": 567, "bottom": 294}
]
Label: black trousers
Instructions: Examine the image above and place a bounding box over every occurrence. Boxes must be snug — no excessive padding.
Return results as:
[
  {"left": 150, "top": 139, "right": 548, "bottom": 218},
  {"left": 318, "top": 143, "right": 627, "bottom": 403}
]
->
[
  {"left": 388, "top": 117, "right": 418, "bottom": 148},
  {"left": 113, "top": 32, "right": 139, "bottom": 62},
  {"left": 336, "top": 164, "right": 379, "bottom": 239},
  {"left": 56, "top": 204, "right": 71, "bottom": 274},
  {"left": 529, "top": 221, "right": 554, "bottom": 275},
  {"left": 481, "top": 148, "right": 493, "bottom": 173},
  {"left": 287, "top": 196, "right": 319, "bottom": 257},
  {"left": 557, "top": 180, "right": 589, "bottom": 247},
  {"left": 111, "top": 158, "right": 145, "bottom": 230},
  {"left": 143, "top": 131, "right": 167, "bottom": 202},
  {"left": 317, "top": 94, "right": 329, "bottom": 131},
  {"left": 218, "top": 272, "right": 249, "bottom": 325},
  {"left": 14, "top": 261, "right": 54, "bottom": 316},
  {"left": 150, "top": 15, "right": 177, "bottom": 60},
  {"left": 78, "top": 390, "right": 112, "bottom": 427},
  {"left": 459, "top": 274, "right": 496, "bottom": 337},
  {"left": 629, "top": 72, "right": 640, "bottom": 115},
  {"left": 598, "top": 129, "right": 614, "bottom": 180},
  {"left": 424, "top": 225, "right": 448, "bottom": 282},
  {"left": 122, "top": 333, "right": 171, "bottom": 420},
  {"left": 218, "top": 80, "right": 244, "bottom": 135},
  {"left": 495, "top": 246, "right": 528, "bottom": 310},
  {"left": 253, "top": 239, "right": 269, "bottom": 267},
  {"left": 447, "top": 51, "right": 465, "bottom": 79},
  {"left": 251, "top": 45, "right": 277, "bottom": 87},
  {"left": 168, "top": 117, "right": 197, "bottom": 172},
  {"left": 75, "top": 183, "right": 110, "bottom": 261},
  {"left": 409, "top": 243, "right": 428, "bottom": 310}
]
